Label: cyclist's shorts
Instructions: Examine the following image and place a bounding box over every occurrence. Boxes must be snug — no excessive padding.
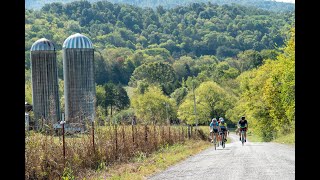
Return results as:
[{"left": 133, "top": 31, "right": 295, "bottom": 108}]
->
[
  {"left": 240, "top": 127, "right": 247, "bottom": 131},
  {"left": 220, "top": 127, "right": 227, "bottom": 132},
  {"left": 212, "top": 129, "right": 218, "bottom": 133}
]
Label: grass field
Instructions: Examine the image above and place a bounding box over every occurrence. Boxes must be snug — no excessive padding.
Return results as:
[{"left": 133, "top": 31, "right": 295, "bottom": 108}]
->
[
  {"left": 272, "top": 132, "right": 294, "bottom": 144},
  {"left": 25, "top": 125, "right": 205, "bottom": 179},
  {"left": 79, "top": 140, "right": 211, "bottom": 179}
]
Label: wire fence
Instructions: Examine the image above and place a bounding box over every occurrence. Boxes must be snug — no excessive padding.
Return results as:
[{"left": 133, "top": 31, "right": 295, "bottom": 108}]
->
[{"left": 25, "top": 124, "right": 206, "bottom": 179}]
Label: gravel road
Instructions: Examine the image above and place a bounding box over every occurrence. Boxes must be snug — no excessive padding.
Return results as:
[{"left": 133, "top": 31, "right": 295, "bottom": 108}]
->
[{"left": 148, "top": 133, "right": 295, "bottom": 180}]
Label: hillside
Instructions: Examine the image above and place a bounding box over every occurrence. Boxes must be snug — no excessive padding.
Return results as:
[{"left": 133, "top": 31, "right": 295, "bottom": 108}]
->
[
  {"left": 25, "top": 1, "right": 294, "bottom": 73},
  {"left": 25, "top": 0, "right": 295, "bottom": 12},
  {"left": 25, "top": 0, "right": 295, "bottom": 160}
]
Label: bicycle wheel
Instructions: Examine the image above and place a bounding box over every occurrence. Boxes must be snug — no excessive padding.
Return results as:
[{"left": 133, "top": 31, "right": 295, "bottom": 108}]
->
[
  {"left": 241, "top": 131, "right": 244, "bottom": 146},
  {"left": 222, "top": 133, "right": 225, "bottom": 148},
  {"left": 213, "top": 133, "right": 216, "bottom": 150},
  {"left": 217, "top": 134, "right": 220, "bottom": 147}
]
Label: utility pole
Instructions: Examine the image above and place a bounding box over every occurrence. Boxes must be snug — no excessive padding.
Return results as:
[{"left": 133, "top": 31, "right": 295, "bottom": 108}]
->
[{"left": 192, "top": 79, "right": 198, "bottom": 129}]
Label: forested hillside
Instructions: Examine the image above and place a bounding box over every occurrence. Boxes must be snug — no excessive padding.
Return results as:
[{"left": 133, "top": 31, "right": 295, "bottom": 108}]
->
[
  {"left": 25, "top": 0, "right": 295, "bottom": 141},
  {"left": 26, "top": 0, "right": 295, "bottom": 12}
]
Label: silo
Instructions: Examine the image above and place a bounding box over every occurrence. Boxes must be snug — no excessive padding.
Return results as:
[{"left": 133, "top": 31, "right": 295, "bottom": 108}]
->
[
  {"left": 30, "top": 38, "right": 60, "bottom": 129},
  {"left": 62, "top": 33, "right": 95, "bottom": 125}
]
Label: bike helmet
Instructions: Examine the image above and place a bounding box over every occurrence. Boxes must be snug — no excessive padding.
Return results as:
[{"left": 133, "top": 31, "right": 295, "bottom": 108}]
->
[
  {"left": 219, "top": 117, "right": 224, "bottom": 121},
  {"left": 241, "top": 116, "right": 245, "bottom": 120},
  {"left": 212, "top": 118, "right": 217, "bottom": 122}
]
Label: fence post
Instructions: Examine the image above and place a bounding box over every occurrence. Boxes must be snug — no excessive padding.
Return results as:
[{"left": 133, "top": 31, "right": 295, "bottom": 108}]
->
[
  {"left": 154, "top": 125, "right": 156, "bottom": 150},
  {"left": 132, "top": 125, "right": 135, "bottom": 149},
  {"left": 92, "top": 121, "right": 95, "bottom": 154},
  {"left": 145, "top": 125, "right": 148, "bottom": 142},
  {"left": 62, "top": 122, "right": 65, "bottom": 161},
  {"left": 191, "top": 125, "right": 193, "bottom": 138},
  {"left": 122, "top": 125, "right": 125, "bottom": 157},
  {"left": 179, "top": 126, "right": 181, "bottom": 142},
  {"left": 181, "top": 126, "right": 184, "bottom": 142},
  {"left": 168, "top": 126, "right": 171, "bottom": 144},
  {"left": 161, "top": 126, "right": 164, "bottom": 145},
  {"left": 59, "top": 120, "right": 66, "bottom": 166},
  {"left": 115, "top": 125, "right": 118, "bottom": 161},
  {"left": 144, "top": 125, "right": 148, "bottom": 152}
]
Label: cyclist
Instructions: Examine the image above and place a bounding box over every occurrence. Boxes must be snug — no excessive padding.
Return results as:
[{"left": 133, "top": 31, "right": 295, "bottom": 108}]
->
[
  {"left": 238, "top": 116, "right": 248, "bottom": 142},
  {"left": 216, "top": 117, "right": 222, "bottom": 142},
  {"left": 209, "top": 118, "right": 219, "bottom": 143},
  {"left": 235, "top": 126, "right": 239, "bottom": 135},
  {"left": 219, "top": 117, "right": 228, "bottom": 142}
]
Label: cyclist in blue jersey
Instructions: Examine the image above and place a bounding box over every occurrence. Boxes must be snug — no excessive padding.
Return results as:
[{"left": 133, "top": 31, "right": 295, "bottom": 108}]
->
[{"left": 209, "top": 118, "right": 220, "bottom": 143}]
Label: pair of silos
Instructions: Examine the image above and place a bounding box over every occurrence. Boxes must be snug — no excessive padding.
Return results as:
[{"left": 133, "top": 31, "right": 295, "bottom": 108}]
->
[{"left": 30, "top": 33, "right": 95, "bottom": 129}]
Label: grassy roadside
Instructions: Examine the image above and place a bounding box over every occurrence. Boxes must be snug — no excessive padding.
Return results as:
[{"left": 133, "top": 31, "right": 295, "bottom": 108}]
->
[
  {"left": 246, "top": 131, "right": 295, "bottom": 144},
  {"left": 272, "top": 132, "right": 295, "bottom": 144},
  {"left": 82, "top": 140, "right": 211, "bottom": 180},
  {"left": 246, "top": 132, "right": 264, "bottom": 142}
]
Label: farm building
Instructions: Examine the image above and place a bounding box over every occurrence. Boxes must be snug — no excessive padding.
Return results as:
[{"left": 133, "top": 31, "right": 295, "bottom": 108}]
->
[
  {"left": 30, "top": 38, "right": 60, "bottom": 129},
  {"left": 62, "top": 33, "right": 95, "bottom": 125}
]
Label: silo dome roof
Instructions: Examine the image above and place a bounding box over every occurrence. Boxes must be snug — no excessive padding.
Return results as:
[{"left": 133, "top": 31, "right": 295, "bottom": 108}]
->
[
  {"left": 30, "top": 38, "right": 55, "bottom": 51},
  {"left": 63, "top": 33, "right": 94, "bottom": 49}
]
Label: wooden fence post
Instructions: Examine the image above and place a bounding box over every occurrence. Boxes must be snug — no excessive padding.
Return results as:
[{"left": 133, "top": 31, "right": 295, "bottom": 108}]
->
[
  {"left": 122, "top": 125, "right": 125, "bottom": 158},
  {"left": 115, "top": 125, "right": 118, "bottom": 161},
  {"left": 161, "top": 126, "right": 164, "bottom": 145},
  {"left": 132, "top": 125, "right": 135, "bottom": 150},
  {"left": 168, "top": 126, "right": 171, "bottom": 144},
  {"left": 144, "top": 125, "right": 148, "bottom": 152},
  {"left": 92, "top": 121, "right": 95, "bottom": 154},
  {"left": 153, "top": 125, "right": 156, "bottom": 150}
]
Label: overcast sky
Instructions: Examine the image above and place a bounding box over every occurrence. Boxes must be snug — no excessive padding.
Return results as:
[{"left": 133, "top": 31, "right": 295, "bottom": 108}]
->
[{"left": 273, "top": 0, "right": 295, "bottom": 3}]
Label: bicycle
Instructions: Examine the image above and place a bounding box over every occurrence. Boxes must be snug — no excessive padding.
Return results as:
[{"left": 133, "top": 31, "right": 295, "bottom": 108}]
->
[
  {"left": 221, "top": 131, "right": 226, "bottom": 149},
  {"left": 210, "top": 131, "right": 218, "bottom": 150},
  {"left": 240, "top": 129, "right": 245, "bottom": 146}
]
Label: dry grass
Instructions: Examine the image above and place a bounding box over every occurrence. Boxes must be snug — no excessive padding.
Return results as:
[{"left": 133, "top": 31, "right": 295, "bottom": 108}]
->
[
  {"left": 25, "top": 125, "right": 206, "bottom": 179},
  {"left": 81, "top": 140, "right": 211, "bottom": 180}
]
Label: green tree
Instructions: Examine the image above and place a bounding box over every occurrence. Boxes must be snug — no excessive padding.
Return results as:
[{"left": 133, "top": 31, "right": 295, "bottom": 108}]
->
[
  {"left": 104, "top": 83, "right": 130, "bottom": 116},
  {"left": 170, "top": 87, "right": 188, "bottom": 106},
  {"left": 129, "top": 62, "right": 177, "bottom": 95},
  {"left": 226, "top": 28, "right": 295, "bottom": 140},
  {"left": 178, "top": 81, "right": 236, "bottom": 125},
  {"left": 131, "top": 86, "right": 177, "bottom": 125}
]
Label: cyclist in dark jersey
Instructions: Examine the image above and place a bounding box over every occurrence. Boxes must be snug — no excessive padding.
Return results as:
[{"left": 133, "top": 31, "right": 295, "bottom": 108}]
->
[
  {"left": 219, "top": 117, "right": 228, "bottom": 142},
  {"left": 238, "top": 116, "right": 248, "bottom": 142}
]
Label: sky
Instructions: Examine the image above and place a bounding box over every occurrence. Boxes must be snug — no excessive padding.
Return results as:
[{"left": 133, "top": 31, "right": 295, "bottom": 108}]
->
[{"left": 272, "top": 0, "right": 295, "bottom": 3}]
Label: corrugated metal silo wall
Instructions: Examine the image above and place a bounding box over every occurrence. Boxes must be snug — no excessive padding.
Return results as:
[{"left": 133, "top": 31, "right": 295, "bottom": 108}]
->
[
  {"left": 30, "top": 51, "right": 60, "bottom": 128},
  {"left": 63, "top": 48, "right": 95, "bottom": 124}
]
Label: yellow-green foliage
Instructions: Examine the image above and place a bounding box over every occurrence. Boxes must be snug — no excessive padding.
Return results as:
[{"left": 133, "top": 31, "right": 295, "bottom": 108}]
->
[
  {"left": 25, "top": 80, "right": 32, "bottom": 103},
  {"left": 226, "top": 28, "right": 295, "bottom": 141},
  {"left": 272, "top": 132, "right": 295, "bottom": 144},
  {"left": 178, "top": 81, "right": 237, "bottom": 125},
  {"left": 131, "top": 86, "right": 177, "bottom": 125}
]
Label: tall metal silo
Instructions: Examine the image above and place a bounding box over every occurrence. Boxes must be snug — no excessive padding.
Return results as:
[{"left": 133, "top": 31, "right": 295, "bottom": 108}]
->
[
  {"left": 62, "top": 33, "right": 95, "bottom": 125},
  {"left": 30, "top": 38, "right": 60, "bottom": 129}
]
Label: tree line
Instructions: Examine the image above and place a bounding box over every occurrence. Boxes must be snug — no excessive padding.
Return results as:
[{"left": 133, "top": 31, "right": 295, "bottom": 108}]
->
[
  {"left": 25, "top": 1, "right": 295, "bottom": 141},
  {"left": 26, "top": 0, "right": 295, "bottom": 12}
]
